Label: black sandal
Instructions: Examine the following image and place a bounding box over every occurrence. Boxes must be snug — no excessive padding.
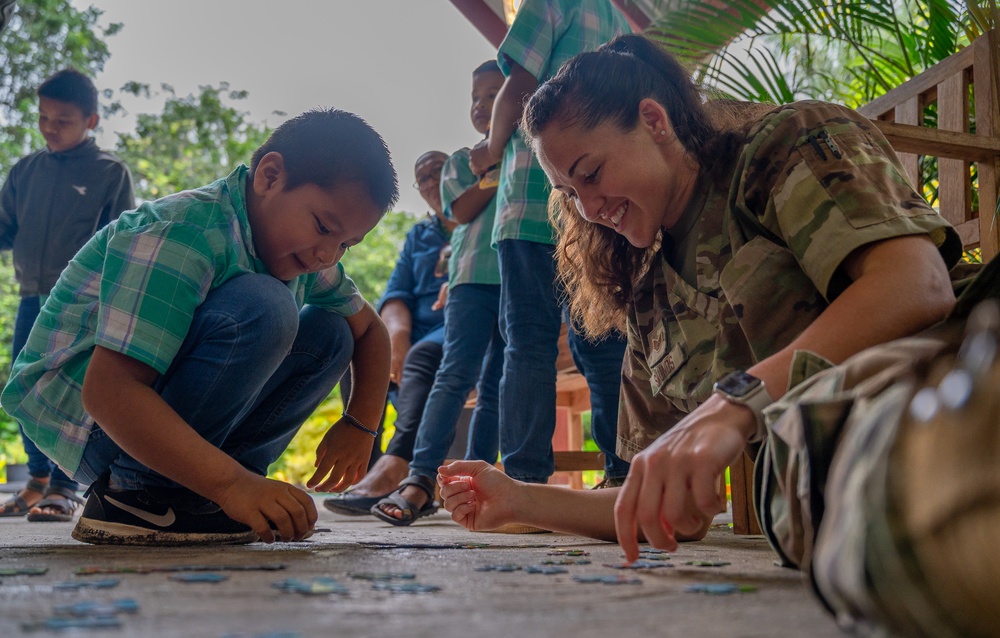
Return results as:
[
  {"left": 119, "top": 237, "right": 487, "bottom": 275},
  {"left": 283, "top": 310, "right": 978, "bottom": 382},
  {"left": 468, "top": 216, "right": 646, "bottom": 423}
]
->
[
  {"left": 26, "top": 485, "right": 84, "bottom": 522},
  {"left": 0, "top": 478, "right": 48, "bottom": 517},
  {"left": 370, "top": 475, "right": 439, "bottom": 527}
]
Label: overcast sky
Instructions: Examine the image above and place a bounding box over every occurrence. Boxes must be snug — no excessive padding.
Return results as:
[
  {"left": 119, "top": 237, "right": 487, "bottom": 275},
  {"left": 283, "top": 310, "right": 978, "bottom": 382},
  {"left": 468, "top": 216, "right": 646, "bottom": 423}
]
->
[{"left": 72, "top": 0, "right": 500, "bottom": 215}]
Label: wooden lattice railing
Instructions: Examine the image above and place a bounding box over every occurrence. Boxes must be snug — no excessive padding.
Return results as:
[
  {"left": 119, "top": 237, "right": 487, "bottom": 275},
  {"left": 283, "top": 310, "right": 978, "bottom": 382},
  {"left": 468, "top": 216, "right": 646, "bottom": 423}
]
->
[{"left": 857, "top": 29, "right": 1000, "bottom": 259}]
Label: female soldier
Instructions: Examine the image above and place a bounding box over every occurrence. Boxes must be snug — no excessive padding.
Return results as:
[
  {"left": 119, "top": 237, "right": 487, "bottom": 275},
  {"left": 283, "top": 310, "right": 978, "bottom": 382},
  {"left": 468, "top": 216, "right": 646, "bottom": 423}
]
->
[{"left": 438, "top": 34, "right": 959, "bottom": 550}]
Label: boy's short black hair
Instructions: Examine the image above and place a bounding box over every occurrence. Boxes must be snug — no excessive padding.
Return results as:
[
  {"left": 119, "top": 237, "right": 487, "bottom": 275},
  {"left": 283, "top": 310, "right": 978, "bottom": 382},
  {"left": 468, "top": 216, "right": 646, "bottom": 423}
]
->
[
  {"left": 37, "top": 68, "right": 98, "bottom": 117},
  {"left": 250, "top": 108, "right": 399, "bottom": 214},
  {"left": 473, "top": 60, "right": 502, "bottom": 77}
]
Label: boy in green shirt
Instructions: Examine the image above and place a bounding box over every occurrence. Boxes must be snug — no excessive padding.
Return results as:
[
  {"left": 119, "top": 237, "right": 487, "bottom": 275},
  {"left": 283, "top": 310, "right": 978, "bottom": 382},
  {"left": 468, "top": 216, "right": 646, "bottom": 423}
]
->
[{"left": 1, "top": 108, "right": 396, "bottom": 546}]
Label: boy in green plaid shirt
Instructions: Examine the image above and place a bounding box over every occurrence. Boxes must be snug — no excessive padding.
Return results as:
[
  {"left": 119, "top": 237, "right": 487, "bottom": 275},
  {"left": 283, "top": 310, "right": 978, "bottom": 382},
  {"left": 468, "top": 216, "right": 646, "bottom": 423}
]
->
[
  {"left": 372, "top": 61, "right": 506, "bottom": 525},
  {"left": 1, "top": 109, "right": 397, "bottom": 546},
  {"left": 468, "top": 0, "right": 632, "bottom": 486}
]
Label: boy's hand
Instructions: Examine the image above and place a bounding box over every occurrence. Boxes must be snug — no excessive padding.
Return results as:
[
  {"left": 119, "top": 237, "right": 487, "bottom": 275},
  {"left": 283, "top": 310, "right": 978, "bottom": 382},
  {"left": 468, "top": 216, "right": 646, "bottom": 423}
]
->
[
  {"left": 388, "top": 332, "right": 411, "bottom": 385},
  {"left": 431, "top": 282, "right": 448, "bottom": 311},
  {"left": 214, "top": 473, "right": 317, "bottom": 544},
  {"left": 308, "top": 420, "right": 374, "bottom": 492},
  {"left": 469, "top": 140, "right": 501, "bottom": 178},
  {"left": 437, "top": 461, "right": 518, "bottom": 531}
]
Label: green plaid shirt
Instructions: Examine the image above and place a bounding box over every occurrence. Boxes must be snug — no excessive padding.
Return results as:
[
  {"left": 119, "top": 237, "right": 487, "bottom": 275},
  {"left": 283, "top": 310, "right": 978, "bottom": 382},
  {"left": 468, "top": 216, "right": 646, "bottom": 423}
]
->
[
  {"left": 1, "top": 165, "right": 365, "bottom": 474},
  {"left": 493, "top": 0, "right": 631, "bottom": 246},
  {"left": 441, "top": 148, "right": 501, "bottom": 288}
]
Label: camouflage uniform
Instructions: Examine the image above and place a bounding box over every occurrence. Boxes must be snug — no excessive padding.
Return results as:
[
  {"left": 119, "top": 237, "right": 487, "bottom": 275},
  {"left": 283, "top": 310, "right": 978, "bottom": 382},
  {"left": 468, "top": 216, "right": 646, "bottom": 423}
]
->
[
  {"left": 618, "top": 100, "right": 962, "bottom": 460},
  {"left": 757, "top": 289, "right": 1000, "bottom": 637}
]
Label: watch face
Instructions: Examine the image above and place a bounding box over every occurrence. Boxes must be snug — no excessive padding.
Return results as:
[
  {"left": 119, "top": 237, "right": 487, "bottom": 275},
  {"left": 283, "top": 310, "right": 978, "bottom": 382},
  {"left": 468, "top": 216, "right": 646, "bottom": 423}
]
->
[{"left": 716, "top": 370, "right": 762, "bottom": 398}]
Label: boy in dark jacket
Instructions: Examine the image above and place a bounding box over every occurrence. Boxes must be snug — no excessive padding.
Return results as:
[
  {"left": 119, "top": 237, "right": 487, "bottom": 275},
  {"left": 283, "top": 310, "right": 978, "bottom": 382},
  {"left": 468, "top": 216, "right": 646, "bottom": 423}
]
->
[{"left": 0, "top": 68, "right": 134, "bottom": 522}]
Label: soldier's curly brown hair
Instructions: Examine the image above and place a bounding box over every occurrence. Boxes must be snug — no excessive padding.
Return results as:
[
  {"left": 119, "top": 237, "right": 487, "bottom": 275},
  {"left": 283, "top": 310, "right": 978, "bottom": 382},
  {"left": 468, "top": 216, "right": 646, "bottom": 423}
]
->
[{"left": 524, "top": 34, "right": 768, "bottom": 337}]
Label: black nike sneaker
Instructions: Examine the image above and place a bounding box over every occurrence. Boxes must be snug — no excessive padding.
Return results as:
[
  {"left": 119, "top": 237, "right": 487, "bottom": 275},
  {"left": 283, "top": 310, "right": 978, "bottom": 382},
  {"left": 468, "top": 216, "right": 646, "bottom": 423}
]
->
[{"left": 71, "top": 473, "right": 258, "bottom": 546}]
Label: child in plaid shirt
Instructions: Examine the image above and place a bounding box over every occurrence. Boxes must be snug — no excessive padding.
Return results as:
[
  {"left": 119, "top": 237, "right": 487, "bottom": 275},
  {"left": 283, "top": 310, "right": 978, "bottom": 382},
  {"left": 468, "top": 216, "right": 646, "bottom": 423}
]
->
[
  {"left": 371, "top": 61, "right": 506, "bottom": 525},
  {"left": 1, "top": 109, "right": 397, "bottom": 546}
]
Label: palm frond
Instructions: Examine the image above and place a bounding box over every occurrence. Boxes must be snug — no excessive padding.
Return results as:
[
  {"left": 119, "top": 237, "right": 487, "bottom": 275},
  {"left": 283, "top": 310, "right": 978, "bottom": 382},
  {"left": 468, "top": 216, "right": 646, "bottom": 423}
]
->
[{"left": 644, "top": 0, "right": 981, "bottom": 105}]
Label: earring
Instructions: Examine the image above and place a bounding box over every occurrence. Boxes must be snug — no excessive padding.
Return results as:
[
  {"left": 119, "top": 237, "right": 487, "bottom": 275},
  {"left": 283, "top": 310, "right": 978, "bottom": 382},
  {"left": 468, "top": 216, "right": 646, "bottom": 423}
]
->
[{"left": 659, "top": 130, "right": 666, "bottom": 136}]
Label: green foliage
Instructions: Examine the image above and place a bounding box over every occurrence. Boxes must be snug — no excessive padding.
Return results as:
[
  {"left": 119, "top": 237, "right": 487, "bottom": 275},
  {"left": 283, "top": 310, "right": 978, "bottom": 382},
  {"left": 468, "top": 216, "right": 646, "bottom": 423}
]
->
[
  {"left": 645, "top": 0, "right": 996, "bottom": 106},
  {"left": 113, "top": 83, "right": 274, "bottom": 201},
  {"left": 344, "top": 210, "right": 415, "bottom": 304},
  {"left": 0, "top": 257, "right": 20, "bottom": 456},
  {"left": 0, "top": 0, "right": 120, "bottom": 172}
]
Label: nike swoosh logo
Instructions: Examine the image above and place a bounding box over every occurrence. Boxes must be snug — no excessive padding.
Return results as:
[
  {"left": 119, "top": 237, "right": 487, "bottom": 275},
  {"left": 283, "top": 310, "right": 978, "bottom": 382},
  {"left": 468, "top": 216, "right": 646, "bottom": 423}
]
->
[
  {"left": 71, "top": 185, "right": 87, "bottom": 195},
  {"left": 105, "top": 495, "right": 177, "bottom": 528}
]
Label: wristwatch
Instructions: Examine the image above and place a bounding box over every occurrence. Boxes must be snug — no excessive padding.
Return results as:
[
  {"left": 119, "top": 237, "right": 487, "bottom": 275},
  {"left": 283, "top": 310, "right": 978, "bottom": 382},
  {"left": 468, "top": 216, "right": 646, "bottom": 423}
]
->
[{"left": 713, "top": 370, "right": 771, "bottom": 442}]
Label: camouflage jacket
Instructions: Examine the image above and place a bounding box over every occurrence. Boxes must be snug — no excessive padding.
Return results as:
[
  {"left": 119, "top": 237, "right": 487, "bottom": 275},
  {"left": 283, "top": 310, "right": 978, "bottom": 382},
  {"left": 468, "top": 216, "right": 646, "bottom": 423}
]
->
[{"left": 618, "top": 101, "right": 962, "bottom": 460}]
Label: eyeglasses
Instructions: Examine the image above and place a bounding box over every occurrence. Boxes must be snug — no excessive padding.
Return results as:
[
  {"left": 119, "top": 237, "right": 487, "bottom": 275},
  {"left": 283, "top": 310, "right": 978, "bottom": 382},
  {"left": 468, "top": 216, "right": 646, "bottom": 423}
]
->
[{"left": 412, "top": 164, "right": 444, "bottom": 190}]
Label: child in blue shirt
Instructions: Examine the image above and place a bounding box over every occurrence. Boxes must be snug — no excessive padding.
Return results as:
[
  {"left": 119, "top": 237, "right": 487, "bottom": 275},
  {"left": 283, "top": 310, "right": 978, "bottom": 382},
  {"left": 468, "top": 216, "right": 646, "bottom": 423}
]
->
[{"left": 2, "top": 109, "right": 397, "bottom": 546}]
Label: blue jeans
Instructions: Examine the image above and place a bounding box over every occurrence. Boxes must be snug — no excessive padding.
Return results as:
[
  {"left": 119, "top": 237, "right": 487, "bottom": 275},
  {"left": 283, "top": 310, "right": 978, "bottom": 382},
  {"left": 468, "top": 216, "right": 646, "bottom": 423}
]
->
[
  {"left": 409, "top": 284, "right": 503, "bottom": 479},
  {"left": 497, "top": 239, "right": 629, "bottom": 482},
  {"left": 76, "top": 274, "right": 354, "bottom": 491},
  {"left": 12, "top": 296, "right": 79, "bottom": 493},
  {"left": 565, "top": 312, "right": 629, "bottom": 480}
]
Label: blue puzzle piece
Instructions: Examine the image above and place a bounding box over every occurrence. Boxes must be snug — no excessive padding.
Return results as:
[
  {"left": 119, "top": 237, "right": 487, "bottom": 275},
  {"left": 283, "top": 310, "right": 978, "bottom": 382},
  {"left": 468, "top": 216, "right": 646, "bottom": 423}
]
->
[
  {"left": 52, "top": 598, "right": 140, "bottom": 617},
  {"left": 524, "top": 565, "right": 568, "bottom": 575},
  {"left": 170, "top": 573, "right": 229, "bottom": 583},
  {"left": 53, "top": 578, "right": 121, "bottom": 590},
  {"left": 371, "top": 582, "right": 441, "bottom": 594},
  {"left": 272, "top": 577, "right": 349, "bottom": 596},
  {"left": 685, "top": 583, "right": 757, "bottom": 595}
]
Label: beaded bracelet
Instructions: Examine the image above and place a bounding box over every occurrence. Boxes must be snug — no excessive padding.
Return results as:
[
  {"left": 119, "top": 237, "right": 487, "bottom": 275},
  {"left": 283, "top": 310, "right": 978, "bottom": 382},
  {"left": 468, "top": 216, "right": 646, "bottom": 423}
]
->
[{"left": 341, "top": 413, "right": 377, "bottom": 438}]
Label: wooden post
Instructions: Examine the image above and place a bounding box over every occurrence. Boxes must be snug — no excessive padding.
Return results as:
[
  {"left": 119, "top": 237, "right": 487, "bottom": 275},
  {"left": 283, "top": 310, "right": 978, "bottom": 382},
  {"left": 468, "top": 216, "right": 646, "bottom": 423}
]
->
[{"left": 974, "top": 30, "right": 1000, "bottom": 260}]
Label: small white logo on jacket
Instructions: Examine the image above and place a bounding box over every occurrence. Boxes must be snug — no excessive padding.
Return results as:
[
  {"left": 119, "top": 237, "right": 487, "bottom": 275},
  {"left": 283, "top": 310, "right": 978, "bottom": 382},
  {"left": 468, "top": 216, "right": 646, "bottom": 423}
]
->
[{"left": 71, "top": 185, "right": 87, "bottom": 196}]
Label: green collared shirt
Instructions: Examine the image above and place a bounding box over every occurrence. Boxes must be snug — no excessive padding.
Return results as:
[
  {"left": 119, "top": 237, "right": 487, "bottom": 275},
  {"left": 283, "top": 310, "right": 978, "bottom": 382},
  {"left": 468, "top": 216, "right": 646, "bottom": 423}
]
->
[
  {"left": 492, "top": 0, "right": 631, "bottom": 246},
  {"left": 441, "top": 148, "right": 501, "bottom": 288},
  {"left": 1, "top": 165, "right": 364, "bottom": 473}
]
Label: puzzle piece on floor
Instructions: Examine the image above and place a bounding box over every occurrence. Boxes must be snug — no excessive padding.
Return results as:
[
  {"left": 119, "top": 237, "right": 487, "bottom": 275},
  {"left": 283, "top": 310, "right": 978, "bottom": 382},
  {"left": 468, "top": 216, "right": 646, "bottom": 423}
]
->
[
  {"left": 685, "top": 583, "right": 757, "bottom": 595},
  {"left": 371, "top": 582, "right": 441, "bottom": 594},
  {"left": 0, "top": 566, "right": 47, "bottom": 576},
  {"left": 524, "top": 565, "right": 568, "bottom": 575},
  {"left": 22, "top": 615, "right": 122, "bottom": 631},
  {"left": 53, "top": 578, "right": 121, "bottom": 590},
  {"left": 169, "top": 573, "right": 229, "bottom": 583},
  {"left": 631, "top": 555, "right": 670, "bottom": 562},
  {"left": 474, "top": 564, "right": 523, "bottom": 572},
  {"left": 359, "top": 542, "right": 490, "bottom": 550},
  {"left": 76, "top": 564, "right": 286, "bottom": 575},
  {"left": 635, "top": 550, "right": 671, "bottom": 561},
  {"left": 572, "top": 574, "right": 642, "bottom": 585},
  {"left": 51, "top": 598, "right": 140, "bottom": 617},
  {"left": 272, "top": 577, "right": 349, "bottom": 596},
  {"left": 349, "top": 572, "right": 416, "bottom": 581},
  {"left": 683, "top": 560, "right": 731, "bottom": 567},
  {"left": 546, "top": 549, "right": 589, "bottom": 557},
  {"left": 604, "top": 560, "right": 673, "bottom": 570},
  {"left": 539, "top": 558, "right": 591, "bottom": 566},
  {"left": 638, "top": 547, "right": 670, "bottom": 555}
]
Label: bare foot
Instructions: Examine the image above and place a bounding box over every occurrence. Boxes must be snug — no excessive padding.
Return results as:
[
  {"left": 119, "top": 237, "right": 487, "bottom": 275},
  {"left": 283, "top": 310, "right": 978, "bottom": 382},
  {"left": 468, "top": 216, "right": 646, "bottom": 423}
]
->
[{"left": 346, "top": 455, "right": 408, "bottom": 497}]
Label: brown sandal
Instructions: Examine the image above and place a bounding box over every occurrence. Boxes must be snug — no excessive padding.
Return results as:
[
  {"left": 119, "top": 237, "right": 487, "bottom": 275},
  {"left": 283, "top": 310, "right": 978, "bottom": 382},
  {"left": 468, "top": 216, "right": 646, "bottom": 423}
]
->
[
  {"left": 0, "top": 478, "right": 48, "bottom": 517},
  {"left": 26, "top": 485, "right": 84, "bottom": 522}
]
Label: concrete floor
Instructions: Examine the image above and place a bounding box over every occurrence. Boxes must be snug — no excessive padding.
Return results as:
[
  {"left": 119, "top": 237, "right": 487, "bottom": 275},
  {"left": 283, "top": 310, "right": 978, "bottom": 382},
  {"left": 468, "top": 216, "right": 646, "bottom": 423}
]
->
[{"left": 0, "top": 497, "right": 847, "bottom": 638}]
